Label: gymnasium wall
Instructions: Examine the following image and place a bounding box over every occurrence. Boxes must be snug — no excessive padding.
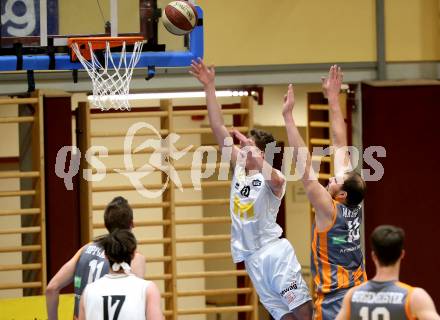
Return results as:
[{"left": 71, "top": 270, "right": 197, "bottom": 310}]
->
[
  {"left": 58, "top": 0, "right": 440, "bottom": 65},
  {"left": 84, "top": 113, "right": 206, "bottom": 319},
  {"left": 0, "top": 104, "right": 22, "bottom": 299},
  {"left": 0, "top": 85, "right": 318, "bottom": 290},
  {"left": 385, "top": 0, "right": 440, "bottom": 61},
  {"left": 361, "top": 82, "right": 440, "bottom": 304}
]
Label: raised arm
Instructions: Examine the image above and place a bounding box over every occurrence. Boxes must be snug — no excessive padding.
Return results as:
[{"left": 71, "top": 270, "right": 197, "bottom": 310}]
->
[
  {"left": 190, "top": 59, "right": 239, "bottom": 165},
  {"left": 46, "top": 246, "right": 84, "bottom": 320},
  {"left": 411, "top": 288, "right": 440, "bottom": 320},
  {"left": 322, "top": 65, "right": 351, "bottom": 173},
  {"left": 282, "top": 84, "right": 334, "bottom": 231}
]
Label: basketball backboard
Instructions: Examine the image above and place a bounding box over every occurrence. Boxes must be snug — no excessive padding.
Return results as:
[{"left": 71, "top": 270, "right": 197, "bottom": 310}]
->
[{"left": 0, "top": 0, "right": 203, "bottom": 73}]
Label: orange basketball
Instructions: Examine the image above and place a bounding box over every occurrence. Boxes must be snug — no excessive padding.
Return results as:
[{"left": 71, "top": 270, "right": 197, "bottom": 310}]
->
[{"left": 162, "top": 1, "right": 198, "bottom": 35}]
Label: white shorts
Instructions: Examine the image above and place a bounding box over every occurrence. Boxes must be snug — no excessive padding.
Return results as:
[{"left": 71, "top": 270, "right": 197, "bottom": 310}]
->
[{"left": 244, "top": 238, "right": 312, "bottom": 320}]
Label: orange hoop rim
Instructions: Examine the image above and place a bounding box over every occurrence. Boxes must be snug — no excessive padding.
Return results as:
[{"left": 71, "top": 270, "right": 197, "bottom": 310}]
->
[
  {"left": 67, "top": 36, "right": 145, "bottom": 47},
  {"left": 68, "top": 36, "right": 145, "bottom": 61}
]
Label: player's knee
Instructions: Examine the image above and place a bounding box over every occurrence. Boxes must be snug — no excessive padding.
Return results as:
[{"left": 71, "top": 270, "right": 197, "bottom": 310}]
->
[{"left": 288, "top": 300, "right": 313, "bottom": 320}]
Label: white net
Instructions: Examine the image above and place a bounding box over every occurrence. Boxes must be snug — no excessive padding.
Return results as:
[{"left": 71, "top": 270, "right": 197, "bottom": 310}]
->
[{"left": 72, "top": 41, "right": 144, "bottom": 111}]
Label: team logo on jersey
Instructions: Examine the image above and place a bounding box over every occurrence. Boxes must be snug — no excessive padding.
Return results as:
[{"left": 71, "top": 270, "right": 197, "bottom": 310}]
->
[
  {"left": 331, "top": 235, "right": 347, "bottom": 245},
  {"left": 234, "top": 182, "right": 240, "bottom": 189},
  {"left": 252, "top": 179, "right": 262, "bottom": 186},
  {"left": 240, "top": 186, "right": 250, "bottom": 197}
]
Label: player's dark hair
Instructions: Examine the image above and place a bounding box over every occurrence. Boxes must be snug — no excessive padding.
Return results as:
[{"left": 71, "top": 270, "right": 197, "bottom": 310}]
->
[
  {"left": 371, "top": 225, "right": 405, "bottom": 266},
  {"left": 248, "top": 128, "right": 276, "bottom": 152},
  {"left": 341, "top": 172, "right": 366, "bottom": 207},
  {"left": 97, "top": 229, "right": 137, "bottom": 266},
  {"left": 104, "top": 196, "right": 133, "bottom": 232}
]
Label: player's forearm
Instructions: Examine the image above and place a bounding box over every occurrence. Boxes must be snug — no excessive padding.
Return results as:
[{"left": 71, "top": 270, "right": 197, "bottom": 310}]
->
[
  {"left": 204, "top": 83, "right": 225, "bottom": 128},
  {"left": 203, "top": 83, "right": 233, "bottom": 146},
  {"left": 328, "top": 96, "right": 348, "bottom": 149},
  {"left": 46, "top": 289, "right": 60, "bottom": 320},
  {"left": 283, "top": 113, "right": 307, "bottom": 151},
  {"left": 328, "top": 96, "right": 352, "bottom": 172},
  {"left": 283, "top": 113, "right": 314, "bottom": 181}
]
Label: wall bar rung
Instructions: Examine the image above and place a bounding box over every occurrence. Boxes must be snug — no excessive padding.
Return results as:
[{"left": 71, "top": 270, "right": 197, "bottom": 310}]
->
[
  {"left": 173, "top": 109, "right": 249, "bottom": 117},
  {"left": 309, "top": 121, "right": 330, "bottom": 128},
  {"left": 176, "top": 252, "right": 231, "bottom": 261},
  {"left": 175, "top": 199, "right": 229, "bottom": 207},
  {"left": 91, "top": 129, "right": 169, "bottom": 138},
  {"left": 147, "top": 274, "right": 173, "bottom": 280},
  {"left": 94, "top": 219, "right": 171, "bottom": 229},
  {"left": 0, "top": 208, "right": 40, "bottom": 217},
  {"left": 175, "top": 126, "right": 248, "bottom": 135},
  {"left": 177, "top": 270, "right": 247, "bottom": 279},
  {"left": 0, "top": 97, "right": 38, "bottom": 105},
  {"left": 0, "top": 171, "right": 39, "bottom": 179},
  {"left": 310, "top": 138, "right": 331, "bottom": 145},
  {"left": 92, "top": 183, "right": 166, "bottom": 192},
  {"left": 0, "top": 263, "right": 42, "bottom": 271},
  {"left": 177, "top": 287, "right": 252, "bottom": 297},
  {"left": 147, "top": 256, "right": 172, "bottom": 263},
  {"left": 311, "top": 156, "right": 331, "bottom": 163},
  {"left": 309, "top": 104, "right": 329, "bottom": 111},
  {"left": 0, "top": 116, "right": 35, "bottom": 124},
  {"left": 93, "top": 202, "right": 169, "bottom": 210},
  {"left": 0, "top": 190, "right": 36, "bottom": 197},
  {"left": 176, "top": 234, "right": 230, "bottom": 243},
  {"left": 90, "top": 111, "right": 168, "bottom": 119},
  {"left": 178, "top": 305, "right": 253, "bottom": 315},
  {"left": 0, "top": 245, "right": 41, "bottom": 253},
  {"left": 138, "top": 238, "right": 172, "bottom": 245},
  {"left": 176, "top": 216, "right": 230, "bottom": 225},
  {"left": 0, "top": 282, "right": 42, "bottom": 290},
  {"left": 0, "top": 226, "right": 41, "bottom": 235}
]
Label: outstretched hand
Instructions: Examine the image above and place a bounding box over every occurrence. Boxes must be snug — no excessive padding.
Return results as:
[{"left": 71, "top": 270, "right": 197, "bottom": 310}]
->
[
  {"left": 321, "top": 65, "right": 343, "bottom": 100},
  {"left": 231, "top": 129, "right": 254, "bottom": 148},
  {"left": 282, "top": 84, "right": 295, "bottom": 117},
  {"left": 189, "top": 58, "right": 215, "bottom": 87}
]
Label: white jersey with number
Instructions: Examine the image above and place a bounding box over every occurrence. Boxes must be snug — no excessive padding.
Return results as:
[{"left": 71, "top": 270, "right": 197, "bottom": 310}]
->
[
  {"left": 230, "top": 163, "right": 286, "bottom": 263},
  {"left": 83, "top": 273, "right": 150, "bottom": 320}
]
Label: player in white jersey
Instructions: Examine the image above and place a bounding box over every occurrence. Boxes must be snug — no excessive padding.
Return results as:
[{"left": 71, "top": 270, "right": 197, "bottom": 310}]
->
[
  {"left": 46, "top": 197, "right": 146, "bottom": 320},
  {"left": 190, "top": 59, "right": 312, "bottom": 320},
  {"left": 79, "top": 229, "right": 163, "bottom": 320}
]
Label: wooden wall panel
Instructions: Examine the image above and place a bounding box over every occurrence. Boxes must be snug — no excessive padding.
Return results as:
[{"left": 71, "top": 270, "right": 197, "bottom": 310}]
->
[{"left": 362, "top": 82, "right": 440, "bottom": 304}]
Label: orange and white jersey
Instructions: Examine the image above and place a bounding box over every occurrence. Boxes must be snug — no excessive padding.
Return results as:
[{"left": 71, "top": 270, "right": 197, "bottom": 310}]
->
[{"left": 229, "top": 163, "right": 286, "bottom": 263}]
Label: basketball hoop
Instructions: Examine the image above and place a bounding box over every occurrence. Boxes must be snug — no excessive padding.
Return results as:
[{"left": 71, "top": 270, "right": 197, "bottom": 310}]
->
[{"left": 70, "top": 38, "right": 144, "bottom": 111}]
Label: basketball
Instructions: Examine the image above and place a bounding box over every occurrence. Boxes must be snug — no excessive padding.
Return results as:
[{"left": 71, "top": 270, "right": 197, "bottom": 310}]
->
[{"left": 162, "top": 1, "right": 198, "bottom": 35}]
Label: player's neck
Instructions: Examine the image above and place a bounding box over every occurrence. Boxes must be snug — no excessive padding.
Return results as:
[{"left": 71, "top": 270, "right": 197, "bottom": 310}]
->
[
  {"left": 373, "top": 264, "right": 400, "bottom": 282},
  {"left": 109, "top": 270, "right": 127, "bottom": 275}
]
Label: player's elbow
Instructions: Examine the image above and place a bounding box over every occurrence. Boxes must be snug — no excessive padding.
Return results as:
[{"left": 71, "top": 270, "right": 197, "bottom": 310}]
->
[
  {"left": 46, "top": 281, "right": 60, "bottom": 297},
  {"left": 273, "top": 175, "right": 285, "bottom": 189}
]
